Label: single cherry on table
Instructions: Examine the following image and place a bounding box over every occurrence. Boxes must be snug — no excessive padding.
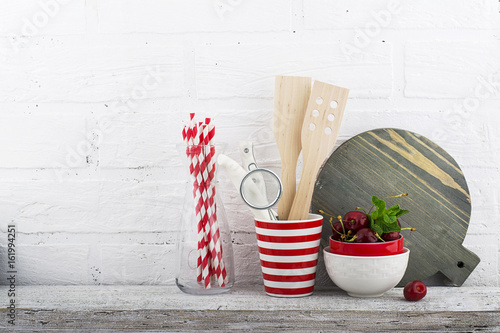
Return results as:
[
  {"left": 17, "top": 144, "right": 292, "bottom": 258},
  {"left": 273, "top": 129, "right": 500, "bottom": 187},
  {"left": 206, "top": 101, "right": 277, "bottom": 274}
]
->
[{"left": 403, "top": 280, "right": 427, "bottom": 301}]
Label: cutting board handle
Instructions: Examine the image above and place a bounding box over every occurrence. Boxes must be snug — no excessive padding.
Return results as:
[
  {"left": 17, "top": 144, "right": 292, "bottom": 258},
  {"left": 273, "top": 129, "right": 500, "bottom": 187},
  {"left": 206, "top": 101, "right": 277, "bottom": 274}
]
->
[
  {"left": 400, "top": 239, "right": 480, "bottom": 287},
  {"left": 433, "top": 242, "right": 480, "bottom": 286}
]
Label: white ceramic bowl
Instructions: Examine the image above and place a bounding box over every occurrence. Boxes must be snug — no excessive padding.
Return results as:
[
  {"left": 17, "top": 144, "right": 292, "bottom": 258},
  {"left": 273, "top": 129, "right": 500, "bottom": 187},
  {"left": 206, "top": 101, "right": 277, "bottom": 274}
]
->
[{"left": 323, "top": 247, "right": 410, "bottom": 297}]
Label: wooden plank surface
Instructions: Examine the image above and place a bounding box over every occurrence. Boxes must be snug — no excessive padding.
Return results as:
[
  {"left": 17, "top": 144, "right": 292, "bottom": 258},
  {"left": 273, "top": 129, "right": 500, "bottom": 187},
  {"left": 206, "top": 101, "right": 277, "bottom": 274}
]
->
[
  {"left": 311, "top": 128, "right": 480, "bottom": 286},
  {"left": 4, "top": 309, "right": 500, "bottom": 332},
  {"left": 1, "top": 285, "right": 499, "bottom": 332}
]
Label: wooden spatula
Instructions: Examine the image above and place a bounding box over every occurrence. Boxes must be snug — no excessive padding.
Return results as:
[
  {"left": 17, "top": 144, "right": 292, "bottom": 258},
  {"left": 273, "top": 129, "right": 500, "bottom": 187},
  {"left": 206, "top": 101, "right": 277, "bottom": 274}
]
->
[
  {"left": 288, "top": 81, "right": 349, "bottom": 221},
  {"left": 273, "top": 76, "right": 312, "bottom": 220}
]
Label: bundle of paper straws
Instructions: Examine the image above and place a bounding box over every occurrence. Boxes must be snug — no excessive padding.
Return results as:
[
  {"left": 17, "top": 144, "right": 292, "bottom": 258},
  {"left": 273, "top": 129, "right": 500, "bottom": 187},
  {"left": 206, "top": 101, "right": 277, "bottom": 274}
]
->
[{"left": 182, "top": 113, "right": 227, "bottom": 288}]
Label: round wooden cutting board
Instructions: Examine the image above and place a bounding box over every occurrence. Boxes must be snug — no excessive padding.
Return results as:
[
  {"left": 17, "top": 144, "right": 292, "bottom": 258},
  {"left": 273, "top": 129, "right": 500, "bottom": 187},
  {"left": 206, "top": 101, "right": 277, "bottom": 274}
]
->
[{"left": 311, "top": 128, "right": 480, "bottom": 286}]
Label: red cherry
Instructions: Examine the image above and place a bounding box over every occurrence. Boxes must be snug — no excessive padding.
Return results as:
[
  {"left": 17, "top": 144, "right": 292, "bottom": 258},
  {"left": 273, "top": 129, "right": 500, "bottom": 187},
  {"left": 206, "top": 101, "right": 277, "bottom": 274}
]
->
[
  {"left": 331, "top": 221, "right": 344, "bottom": 240},
  {"left": 404, "top": 280, "right": 427, "bottom": 301},
  {"left": 353, "top": 228, "right": 378, "bottom": 243},
  {"left": 343, "top": 211, "right": 369, "bottom": 233},
  {"left": 381, "top": 231, "right": 400, "bottom": 241}
]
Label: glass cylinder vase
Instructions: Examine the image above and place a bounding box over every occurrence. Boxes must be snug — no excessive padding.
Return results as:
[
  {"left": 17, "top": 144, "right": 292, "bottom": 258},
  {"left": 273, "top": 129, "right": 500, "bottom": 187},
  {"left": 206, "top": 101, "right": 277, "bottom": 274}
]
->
[{"left": 175, "top": 144, "right": 234, "bottom": 295}]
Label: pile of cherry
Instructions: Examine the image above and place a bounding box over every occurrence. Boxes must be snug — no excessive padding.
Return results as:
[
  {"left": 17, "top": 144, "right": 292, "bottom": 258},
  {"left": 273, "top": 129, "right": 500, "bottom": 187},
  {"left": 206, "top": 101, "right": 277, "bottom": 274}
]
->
[
  {"left": 330, "top": 210, "right": 401, "bottom": 243},
  {"left": 322, "top": 193, "right": 413, "bottom": 244}
]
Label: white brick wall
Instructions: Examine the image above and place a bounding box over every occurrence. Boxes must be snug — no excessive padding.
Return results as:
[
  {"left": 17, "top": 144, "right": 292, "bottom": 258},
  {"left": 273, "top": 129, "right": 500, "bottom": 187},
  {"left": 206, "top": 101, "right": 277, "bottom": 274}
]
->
[{"left": 0, "top": 0, "right": 499, "bottom": 288}]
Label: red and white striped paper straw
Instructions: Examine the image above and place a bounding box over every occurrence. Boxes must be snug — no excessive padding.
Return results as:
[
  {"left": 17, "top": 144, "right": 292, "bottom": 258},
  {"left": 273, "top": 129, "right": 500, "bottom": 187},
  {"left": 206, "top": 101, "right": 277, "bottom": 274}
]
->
[
  {"left": 202, "top": 119, "right": 227, "bottom": 287},
  {"left": 194, "top": 119, "right": 213, "bottom": 288},
  {"left": 182, "top": 113, "right": 226, "bottom": 288},
  {"left": 184, "top": 114, "right": 210, "bottom": 288}
]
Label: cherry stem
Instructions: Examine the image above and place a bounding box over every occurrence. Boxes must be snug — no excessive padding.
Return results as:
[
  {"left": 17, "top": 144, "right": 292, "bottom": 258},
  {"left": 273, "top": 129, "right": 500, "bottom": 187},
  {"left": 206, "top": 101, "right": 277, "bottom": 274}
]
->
[
  {"left": 355, "top": 206, "right": 368, "bottom": 214},
  {"left": 382, "top": 193, "right": 408, "bottom": 200},
  {"left": 368, "top": 193, "right": 408, "bottom": 214},
  {"left": 318, "top": 209, "right": 335, "bottom": 219},
  {"left": 375, "top": 232, "right": 385, "bottom": 242},
  {"left": 346, "top": 235, "right": 357, "bottom": 242},
  {"left": 337, "top": 215, "right": 346, "bottom": 235},
  {"left": 329, "top": 217, "right": 344, "bottom": 236}
]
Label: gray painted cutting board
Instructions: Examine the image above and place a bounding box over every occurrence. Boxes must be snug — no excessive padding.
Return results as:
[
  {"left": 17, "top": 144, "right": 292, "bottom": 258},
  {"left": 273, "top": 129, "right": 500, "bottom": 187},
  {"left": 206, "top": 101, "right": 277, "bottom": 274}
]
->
[{"left": 311, "top": 128, "right": 480, "bottom": 286}]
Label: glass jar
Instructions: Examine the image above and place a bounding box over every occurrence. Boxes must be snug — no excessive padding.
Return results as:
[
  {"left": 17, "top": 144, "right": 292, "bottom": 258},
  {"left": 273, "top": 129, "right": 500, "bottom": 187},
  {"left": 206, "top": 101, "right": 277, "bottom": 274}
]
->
[{"left": 175, "top": 144, "right": 234, "bottom": 295}]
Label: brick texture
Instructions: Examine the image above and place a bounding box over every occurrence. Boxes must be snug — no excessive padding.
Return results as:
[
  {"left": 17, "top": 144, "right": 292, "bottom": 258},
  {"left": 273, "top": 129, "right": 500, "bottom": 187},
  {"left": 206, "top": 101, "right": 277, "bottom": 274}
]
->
[{"left": 0, "top": 0, "right": 498, "bottom": 287}]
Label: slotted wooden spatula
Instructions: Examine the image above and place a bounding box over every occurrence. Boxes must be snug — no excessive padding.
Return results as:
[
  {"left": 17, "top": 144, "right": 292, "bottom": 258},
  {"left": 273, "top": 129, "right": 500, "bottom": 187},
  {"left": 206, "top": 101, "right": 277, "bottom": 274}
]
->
[
  {"left": 288, "top": 81, "right": 349, "bottom": 221},
  {"left": 273, "top": 76, "right": 312, "bottom": 220}
]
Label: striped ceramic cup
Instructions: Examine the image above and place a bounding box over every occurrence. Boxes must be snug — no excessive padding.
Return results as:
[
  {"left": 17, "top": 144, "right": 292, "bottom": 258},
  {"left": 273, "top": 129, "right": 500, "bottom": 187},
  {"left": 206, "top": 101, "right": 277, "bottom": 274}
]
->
[{"left": 254, "top": 213, "right": 323, "bottom": 297}]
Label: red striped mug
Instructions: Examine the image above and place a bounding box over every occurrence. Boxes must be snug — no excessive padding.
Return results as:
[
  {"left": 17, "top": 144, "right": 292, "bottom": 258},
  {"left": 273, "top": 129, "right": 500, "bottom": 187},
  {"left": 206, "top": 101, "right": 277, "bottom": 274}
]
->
[{"left": 254, "top": 214, "right": 323, "bottom": 297}]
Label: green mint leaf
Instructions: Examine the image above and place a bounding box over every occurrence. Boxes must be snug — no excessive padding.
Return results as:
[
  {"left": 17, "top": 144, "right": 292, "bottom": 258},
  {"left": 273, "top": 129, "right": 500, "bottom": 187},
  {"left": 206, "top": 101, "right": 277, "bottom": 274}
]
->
[
  {"left": 383, "top": 214, "right": 397, "bottom": 225},
  {"left": 386, "top": 204, "right": 400, "bottom": 216},
  {"left": 368, "top": 214, "right": 375, "bottom": 228},
  {"left": 381, "top": 221, "right": 401, "bottom": 233},
  {"left": 371, "top": 195, "right": 386, "bottom": 211},
  {"left": 371, "top": 223, "right": 384, "bottom": 236},
  {"left": 366, "top": 193, "right": 410, "bottom": 238},
  {"left": 396, "top": 209, "right": 410, "bottom": 218}
]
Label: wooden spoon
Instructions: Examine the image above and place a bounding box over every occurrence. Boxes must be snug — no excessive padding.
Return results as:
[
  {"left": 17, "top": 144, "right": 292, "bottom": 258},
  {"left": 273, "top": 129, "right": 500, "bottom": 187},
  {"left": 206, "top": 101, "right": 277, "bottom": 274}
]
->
[
  {"left": 288, "top": 81, "right": 349, "bottom": 221},
  {"left": 273, "top": 76, "right": 312, "bottom": 220}
]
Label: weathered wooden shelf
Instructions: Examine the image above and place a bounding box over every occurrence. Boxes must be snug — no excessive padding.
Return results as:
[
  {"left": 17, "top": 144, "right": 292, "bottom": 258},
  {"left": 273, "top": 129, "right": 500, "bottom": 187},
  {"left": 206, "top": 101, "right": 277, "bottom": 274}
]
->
[{"left": 1, "top": 285, "right": 499, "bottom": 332}]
